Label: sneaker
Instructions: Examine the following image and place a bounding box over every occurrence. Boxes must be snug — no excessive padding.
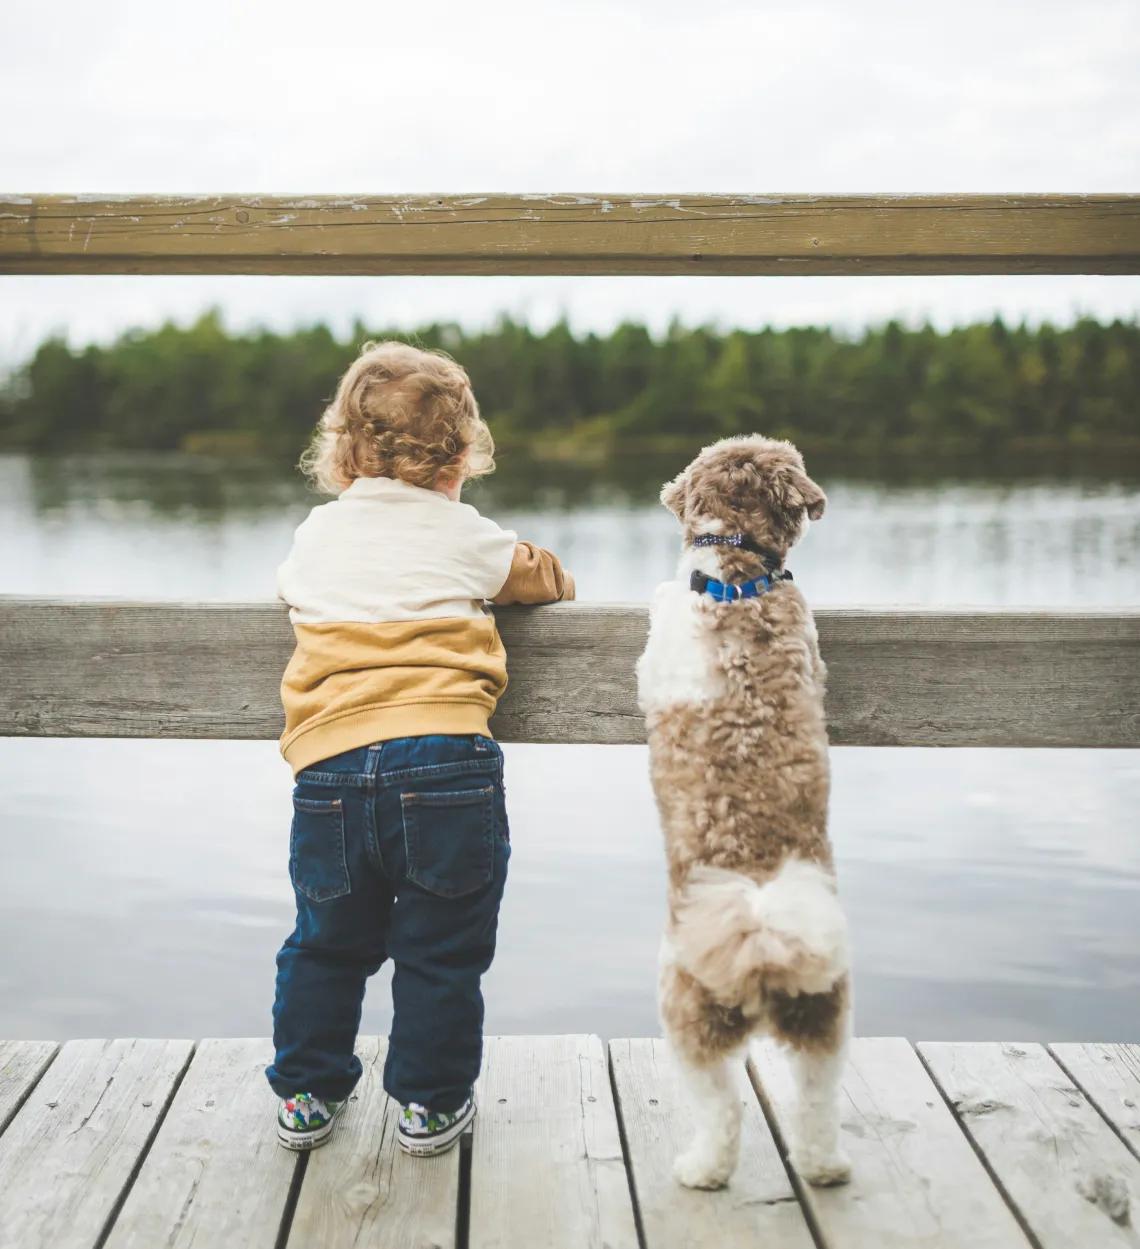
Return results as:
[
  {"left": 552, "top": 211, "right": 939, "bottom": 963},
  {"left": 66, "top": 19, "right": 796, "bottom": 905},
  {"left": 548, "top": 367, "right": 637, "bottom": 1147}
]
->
[
  {"left": 397, "top": 1095, "right": 477, "bottom": 1157},
  {"left": 277, "top": 1092, "right": 345, "bottom": 1151}
]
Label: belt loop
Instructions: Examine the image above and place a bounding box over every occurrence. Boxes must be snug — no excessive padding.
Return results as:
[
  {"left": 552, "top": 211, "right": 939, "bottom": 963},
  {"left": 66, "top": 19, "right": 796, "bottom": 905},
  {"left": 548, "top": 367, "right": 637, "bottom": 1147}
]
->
[{"left": 365, "top": 741, "right": 383, "bottom": 785}]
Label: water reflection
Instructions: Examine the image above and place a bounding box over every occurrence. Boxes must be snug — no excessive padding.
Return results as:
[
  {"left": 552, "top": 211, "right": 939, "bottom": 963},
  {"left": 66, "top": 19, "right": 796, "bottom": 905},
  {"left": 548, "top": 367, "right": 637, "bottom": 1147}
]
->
[
  {"left": 0, "top": 452, "right": 1137, "bottom": 1042},
  {"left": 4, "top": 454, "right": 1139, "bottom": 607}
]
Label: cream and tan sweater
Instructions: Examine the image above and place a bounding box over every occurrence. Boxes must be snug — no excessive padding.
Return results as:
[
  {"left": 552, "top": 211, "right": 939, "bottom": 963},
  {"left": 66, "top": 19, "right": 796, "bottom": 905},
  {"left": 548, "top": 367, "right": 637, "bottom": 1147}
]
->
[{"left": 277, "top": 476, "right": 574, "bottom": 773}]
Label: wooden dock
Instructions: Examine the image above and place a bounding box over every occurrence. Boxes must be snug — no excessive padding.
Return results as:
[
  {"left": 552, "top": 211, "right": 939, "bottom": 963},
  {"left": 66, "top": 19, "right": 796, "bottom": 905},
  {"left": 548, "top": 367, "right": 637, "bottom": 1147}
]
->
[
  {"left": 3, "top": 196, "right": 1139, "bottom": 1247},
  {"left": 2, "top": 1036, "right": 1139, "bottom": 1248}
]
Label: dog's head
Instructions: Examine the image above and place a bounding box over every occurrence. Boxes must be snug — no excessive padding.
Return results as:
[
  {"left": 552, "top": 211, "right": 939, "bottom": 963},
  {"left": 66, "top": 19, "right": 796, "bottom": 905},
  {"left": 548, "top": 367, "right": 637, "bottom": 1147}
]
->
[{"left": 661, "top": 436, "right": 825, "bottom": 574}]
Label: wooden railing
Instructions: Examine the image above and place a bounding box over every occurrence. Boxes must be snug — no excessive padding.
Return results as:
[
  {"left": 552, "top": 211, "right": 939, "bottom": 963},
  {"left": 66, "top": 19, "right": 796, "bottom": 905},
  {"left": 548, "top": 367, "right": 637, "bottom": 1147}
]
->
[
  {"left": 3, "top": 194, "right": 1140, "bottom": 275},
  {"left": 2, "top": 600, "right": 1138, "bottom": 747},
  {"left": 3, "top": 193, "right": 1138, "bottom": 749}
]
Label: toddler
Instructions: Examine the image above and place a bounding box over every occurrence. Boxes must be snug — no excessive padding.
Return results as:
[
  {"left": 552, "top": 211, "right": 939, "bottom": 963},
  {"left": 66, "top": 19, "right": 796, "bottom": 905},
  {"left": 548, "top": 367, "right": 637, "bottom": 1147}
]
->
[{"left": 266, "top": 341, "right": 574, "bottom": 1155}]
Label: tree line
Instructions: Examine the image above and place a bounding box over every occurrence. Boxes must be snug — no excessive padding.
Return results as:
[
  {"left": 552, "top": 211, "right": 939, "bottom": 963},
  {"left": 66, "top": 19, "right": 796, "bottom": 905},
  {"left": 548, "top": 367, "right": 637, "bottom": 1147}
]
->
[{"left": 1, "top": 312, "right": 1137, "bottom": 456}]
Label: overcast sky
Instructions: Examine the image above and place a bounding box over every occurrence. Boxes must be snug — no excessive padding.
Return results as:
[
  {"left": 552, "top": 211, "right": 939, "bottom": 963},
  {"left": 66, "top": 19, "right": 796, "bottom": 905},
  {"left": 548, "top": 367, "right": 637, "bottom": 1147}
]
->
[{"left": 2, "top": 0, "right": 1138, "bottom": 361}]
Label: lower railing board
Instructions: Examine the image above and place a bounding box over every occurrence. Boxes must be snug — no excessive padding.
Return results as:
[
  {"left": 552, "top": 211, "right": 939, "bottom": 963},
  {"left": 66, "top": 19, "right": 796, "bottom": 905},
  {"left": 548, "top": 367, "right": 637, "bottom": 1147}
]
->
[
  {"left": 749, "top": 1037, "right": 1031, "bottom": 1249},
  {"left": 5, "top": 598, "right": 1139, "bottom": 747},
  {"left": 287, "top": 1036, "right": 460, "bottom": 1249},
  {"left": 918, "top": 1042, "right": 1140, "bottom": 1249},
  {"left": 609, "top": 1038, "right": 815, "bottom": 1249},
  {"left": 1049, "top": 1042, "right": 1140, "bottom": 1162},
  {"left": 469, "top": 1035, "right": 639, "bottom": 1249},
  {"left": 0, "top": 1038, "right": 193, "bottom": 1249},
  {"left": 104, "top": 1038, "right": 296, "bottom": 1249},
  {"left": 0, "top": 1041, "right": 58, "bottom": 1136}
]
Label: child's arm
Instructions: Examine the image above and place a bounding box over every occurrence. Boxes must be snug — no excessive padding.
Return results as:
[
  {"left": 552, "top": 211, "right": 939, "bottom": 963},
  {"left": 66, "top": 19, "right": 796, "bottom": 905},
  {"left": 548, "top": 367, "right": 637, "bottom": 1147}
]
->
[{"left": 491, "top": 541, "right": 576, "bottom": 605}]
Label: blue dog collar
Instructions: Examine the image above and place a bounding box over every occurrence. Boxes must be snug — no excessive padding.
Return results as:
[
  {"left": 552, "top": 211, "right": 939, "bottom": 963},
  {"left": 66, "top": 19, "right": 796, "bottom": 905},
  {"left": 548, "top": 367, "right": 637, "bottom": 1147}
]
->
[
  {"left": 688, "top": 532, "right": 792, "bottom": 601},
  {"left": 690, "top": 568, "right": 792, "bottom": 601}
]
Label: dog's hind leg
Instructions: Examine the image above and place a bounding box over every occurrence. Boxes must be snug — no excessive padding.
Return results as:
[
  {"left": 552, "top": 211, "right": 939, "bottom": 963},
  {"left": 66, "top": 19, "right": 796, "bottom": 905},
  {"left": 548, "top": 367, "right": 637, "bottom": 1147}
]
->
[
  {"left": 771, "top": 975, "right": 853, "bottom": 1187},
  {"left": 660, "top": 938, "right": 750, "bottom": 1189},
  {"left": 671, "top": 1050, "right": 741, "bottom": 1190},
  {"left": 789, "top": 1038, "right": 851, "bottom": 1186}
]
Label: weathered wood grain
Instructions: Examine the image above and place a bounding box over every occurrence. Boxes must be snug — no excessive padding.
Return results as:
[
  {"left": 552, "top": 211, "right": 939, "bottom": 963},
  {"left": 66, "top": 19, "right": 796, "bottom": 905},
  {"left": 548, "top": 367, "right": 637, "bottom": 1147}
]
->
[
  {"left": 0, "top": 1038, "right": 193, "bottom": 1249},
  {"left": 2, "top": 194, "right": 1138, "bottom": 275},
  {"left": 815, "top": 608, "right": 1140, "bottom": 747},
  {"left": 2, "top": 598, "right": 1138, "bottom": 747},
  {"left": 919, "top": 1041, "right": 1140, "bottom": 1249},
  {"left": 469, "top": 1034, "right": 639, "bottom": 1249},
  {"left": 609, "top": 1038, "right": 815, "bottom": 1249},
  {"left": 0, "top": 599, "right": 295, "bottom": 740},
  {"left": 749, "top": 1037, "right": 1031, "bottom": 1249},
  {"left": 287, "top": 1036, "right": 460, "bottom": 1249},
  {"left": 0, "top": 1042, "right": 58, "bottom": 1136},
  {"left": 1049, "top": 1043, "right": 1140, "bottom": 1162},
  {"left": 103, "top": 1038, "right": 296, "bottom": 1249}
]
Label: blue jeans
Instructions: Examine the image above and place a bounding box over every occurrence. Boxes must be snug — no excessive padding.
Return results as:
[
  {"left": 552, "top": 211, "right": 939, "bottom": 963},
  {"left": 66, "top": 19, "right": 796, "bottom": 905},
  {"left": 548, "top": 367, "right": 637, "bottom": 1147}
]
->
[{"left": 266, "top": 735, "right": 510, "bottom": 1112}]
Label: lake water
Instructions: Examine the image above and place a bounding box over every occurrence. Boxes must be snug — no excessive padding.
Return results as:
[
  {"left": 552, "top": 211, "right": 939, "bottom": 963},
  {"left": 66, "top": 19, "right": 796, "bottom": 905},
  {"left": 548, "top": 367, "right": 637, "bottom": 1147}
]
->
[{"left": 2, "top": 452, "right": 1139, "bottom": 1045}]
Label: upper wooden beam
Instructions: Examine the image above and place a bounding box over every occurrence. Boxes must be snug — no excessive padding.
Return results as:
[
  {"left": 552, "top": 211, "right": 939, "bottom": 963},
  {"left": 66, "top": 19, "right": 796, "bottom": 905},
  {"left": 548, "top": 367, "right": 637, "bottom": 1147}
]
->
[
  {"left": 1, "top": 598, "right": 1138, "bottom": 747},
  {"left": 2, "top": 194, "right": 1139, "bottom": 276}
]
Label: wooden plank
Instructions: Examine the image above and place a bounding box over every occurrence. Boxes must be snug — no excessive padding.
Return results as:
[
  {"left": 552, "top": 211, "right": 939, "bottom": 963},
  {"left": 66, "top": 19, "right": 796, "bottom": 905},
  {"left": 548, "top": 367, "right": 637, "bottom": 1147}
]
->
[
  {"left": 1049, "top": 1044, "right": 1140, "bottom": 1161},
  {"left": 919, "top": 1042, "right": 1140, "bottom": 1249},
  {"left": 2, "top": 194, "right": 1138, "bottom": 275},
  {"left": 816, "top": 608, "right": 1140, "bottom": 748},
  {"left": 609, "top": 1038, "right": 815, "bottom": 1249},
  {"left": 0, "top": 1042, "right": 58, "bottom": 1136},
  {"left": 469, "top": 1035, "right": 639, "bottom": 1249},
  {"left": 749, "top": 1037, "right": 1030, "bottom": 1249},
  {"left": 1, "top": 598, "right": 1139, "bottom": 747},
  {"left": 0, "top": 1038, "right": 193, "bottom": 1249},
  {"left": 103, "top": 1038, "right": 296, "bottom": 1249},
  {"left": 0, "top": 599, "right": 295, "bottom": 741},
  {"left": 287, "top": 1036, "right": 460, "bottom": 1249}
]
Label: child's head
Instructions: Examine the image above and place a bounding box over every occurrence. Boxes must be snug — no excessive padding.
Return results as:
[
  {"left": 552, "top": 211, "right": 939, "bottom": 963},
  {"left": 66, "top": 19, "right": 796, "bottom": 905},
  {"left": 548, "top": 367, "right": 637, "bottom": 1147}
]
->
[{"left": 302, "top": 341, "right": 494, "bottom": 495}]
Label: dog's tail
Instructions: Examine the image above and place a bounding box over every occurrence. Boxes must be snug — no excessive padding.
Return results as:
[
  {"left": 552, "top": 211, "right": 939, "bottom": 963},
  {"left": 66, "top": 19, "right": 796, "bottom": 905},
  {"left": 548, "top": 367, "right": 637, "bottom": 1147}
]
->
[{"left": 671, "top": 859, "right": 849, "bottom": 1002}]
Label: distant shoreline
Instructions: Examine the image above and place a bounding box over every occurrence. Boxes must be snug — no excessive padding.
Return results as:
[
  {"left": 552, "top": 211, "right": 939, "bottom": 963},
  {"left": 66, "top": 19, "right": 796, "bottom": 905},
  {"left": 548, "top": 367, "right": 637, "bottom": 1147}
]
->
[
  {"left": 7, "top": 439, "right": 1140, "bottom": 490},
  {"left": 4, "top": 315, "right": 1138, "bottom": 465},
  {"left": 170, "top": 427, "right": 1140, "bottom": 464}
]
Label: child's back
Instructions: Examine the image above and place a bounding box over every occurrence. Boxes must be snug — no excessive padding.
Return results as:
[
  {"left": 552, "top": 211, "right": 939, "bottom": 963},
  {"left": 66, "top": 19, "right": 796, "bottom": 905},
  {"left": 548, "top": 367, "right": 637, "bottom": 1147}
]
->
[{"left": 267, "top": 342, "right": 573, "bottom": 1155}]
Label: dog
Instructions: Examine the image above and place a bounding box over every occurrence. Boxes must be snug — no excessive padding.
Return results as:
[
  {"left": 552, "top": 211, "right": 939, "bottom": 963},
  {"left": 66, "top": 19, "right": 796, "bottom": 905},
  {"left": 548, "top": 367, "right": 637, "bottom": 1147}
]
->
[{"left": 636, "top": 434, "right": 852, "bottom": 1191}]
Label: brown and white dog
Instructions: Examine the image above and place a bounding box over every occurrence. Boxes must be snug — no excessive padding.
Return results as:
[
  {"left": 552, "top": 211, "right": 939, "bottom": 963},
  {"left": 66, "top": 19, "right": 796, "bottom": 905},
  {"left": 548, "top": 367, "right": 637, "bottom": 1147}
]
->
[{"left": 636, "top": 435, "right": 852, "bottom": 1191}]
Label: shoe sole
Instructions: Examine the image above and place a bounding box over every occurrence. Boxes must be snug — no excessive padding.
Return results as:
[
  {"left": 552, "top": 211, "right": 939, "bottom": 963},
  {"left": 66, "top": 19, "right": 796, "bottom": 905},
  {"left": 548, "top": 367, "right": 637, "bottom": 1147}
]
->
[
  {"left": 277, "top": 1115, "right": 338, "bottom": 1151},
  {"left": 398, "top": 1102, "right": 477, "bottom": 1157}
]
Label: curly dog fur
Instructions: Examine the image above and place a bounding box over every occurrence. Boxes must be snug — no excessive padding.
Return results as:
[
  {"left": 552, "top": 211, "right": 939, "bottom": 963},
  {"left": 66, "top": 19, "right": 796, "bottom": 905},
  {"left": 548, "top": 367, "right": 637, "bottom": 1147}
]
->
[{"left": 637, "top": 435, "right": 852, "bottom": 1191}]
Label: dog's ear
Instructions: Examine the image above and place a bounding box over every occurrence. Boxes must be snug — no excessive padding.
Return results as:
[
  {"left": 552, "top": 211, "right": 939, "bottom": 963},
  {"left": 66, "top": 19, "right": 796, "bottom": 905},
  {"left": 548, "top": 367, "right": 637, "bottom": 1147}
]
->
[
  {"left": 761, "top": 460, "right": 825, "bottom": 522},
  {"left": 783, "top": 467, "right": 827, "bottom": 521},
  {"left": 660, "top": 470, "right": 688, "bottom": 519}
]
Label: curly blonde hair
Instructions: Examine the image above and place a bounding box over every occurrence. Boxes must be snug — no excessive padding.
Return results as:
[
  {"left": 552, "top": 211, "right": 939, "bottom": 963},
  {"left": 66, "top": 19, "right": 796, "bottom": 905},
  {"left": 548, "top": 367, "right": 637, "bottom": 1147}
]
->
[{"left": 301, "top": 340, "right": 495, "bottom": 494}]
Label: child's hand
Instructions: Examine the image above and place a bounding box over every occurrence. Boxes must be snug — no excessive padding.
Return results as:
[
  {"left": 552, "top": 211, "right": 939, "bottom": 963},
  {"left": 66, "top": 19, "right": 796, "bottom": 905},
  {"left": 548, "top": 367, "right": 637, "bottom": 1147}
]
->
[{"left": 492, "top": 542, "right": 574, "bottom": 605}]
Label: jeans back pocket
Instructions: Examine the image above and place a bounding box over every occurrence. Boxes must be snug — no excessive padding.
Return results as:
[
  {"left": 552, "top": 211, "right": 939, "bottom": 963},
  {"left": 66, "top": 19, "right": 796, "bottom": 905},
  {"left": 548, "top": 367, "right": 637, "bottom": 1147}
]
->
[
  {"left": 290, "top": 796, "right": 350, "bottom": 903},
  {"left": 402, "top": 786, "right": 496, "bottom": 899}
]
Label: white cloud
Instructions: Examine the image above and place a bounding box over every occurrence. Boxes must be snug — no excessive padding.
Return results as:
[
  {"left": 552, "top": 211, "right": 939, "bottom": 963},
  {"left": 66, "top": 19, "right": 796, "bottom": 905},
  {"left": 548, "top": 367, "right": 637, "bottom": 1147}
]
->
[{"left": 1, "top": 0, "right": 1137, "bottom": 356}]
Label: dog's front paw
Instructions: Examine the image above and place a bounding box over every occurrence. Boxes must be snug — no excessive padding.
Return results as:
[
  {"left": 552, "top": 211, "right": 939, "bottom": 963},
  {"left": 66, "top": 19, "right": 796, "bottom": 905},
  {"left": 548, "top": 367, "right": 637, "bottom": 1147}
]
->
[
  {"left": 673, "top": 1140, "right": 734, "bottom": 1190},
  {"left": 790, "top": 1144, "right": 851, "bottom": 1188}
]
